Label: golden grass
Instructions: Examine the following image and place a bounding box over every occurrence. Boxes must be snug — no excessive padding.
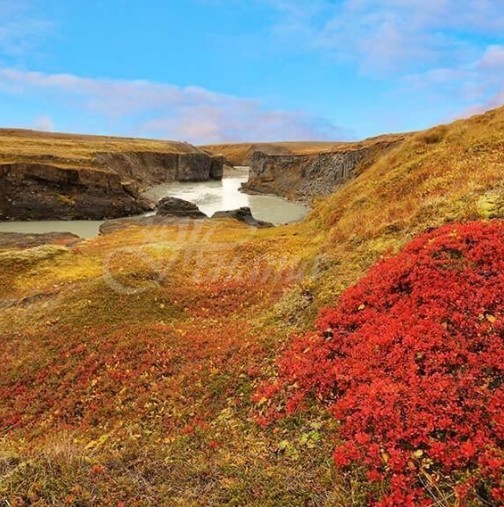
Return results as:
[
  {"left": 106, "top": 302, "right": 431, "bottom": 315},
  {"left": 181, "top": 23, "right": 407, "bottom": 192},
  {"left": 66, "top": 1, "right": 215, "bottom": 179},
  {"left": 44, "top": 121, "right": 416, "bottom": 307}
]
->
[
  {"left": 300, "top": 106, "right": 504, "bottom": 307},
  {"left": 0, "top": 128, "right": 202, "bottom": 171},
  {"left": 1, "top": 106, "right": 504, "bottom": 505}
]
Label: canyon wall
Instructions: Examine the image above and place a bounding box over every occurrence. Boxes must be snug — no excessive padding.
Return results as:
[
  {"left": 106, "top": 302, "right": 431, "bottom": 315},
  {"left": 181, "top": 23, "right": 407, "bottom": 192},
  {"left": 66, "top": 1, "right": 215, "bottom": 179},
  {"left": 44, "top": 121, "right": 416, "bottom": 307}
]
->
[
  {"left": 0, "top": 163, "right": 152, "bottom": 220},
  {"left": 0, "top": 130, "right": 224, "bottom": 220},
  {"left": 0, "top": 127, "right": 407, "bottom": 220},
  {"left": 242, "top": 136, "right": 407, "bottom": 202},
  {"left": 96, "top": 152, "right": 224, "bottom": 186}
]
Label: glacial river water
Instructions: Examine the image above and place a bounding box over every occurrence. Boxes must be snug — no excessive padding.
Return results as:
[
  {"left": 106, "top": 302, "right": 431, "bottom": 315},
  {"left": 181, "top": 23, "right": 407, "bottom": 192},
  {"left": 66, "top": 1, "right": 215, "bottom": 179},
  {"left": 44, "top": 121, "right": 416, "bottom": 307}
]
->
[{"left": 0, "top": 174, "right": 308, "bottom": 239}]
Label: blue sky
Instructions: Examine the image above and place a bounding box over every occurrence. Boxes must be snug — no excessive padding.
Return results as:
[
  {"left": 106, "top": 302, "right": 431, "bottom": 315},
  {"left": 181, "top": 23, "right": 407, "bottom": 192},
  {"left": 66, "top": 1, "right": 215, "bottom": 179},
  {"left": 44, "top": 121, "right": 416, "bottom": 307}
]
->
[{"left": 0, "top": 0, "right": 503, "bottom": 144}]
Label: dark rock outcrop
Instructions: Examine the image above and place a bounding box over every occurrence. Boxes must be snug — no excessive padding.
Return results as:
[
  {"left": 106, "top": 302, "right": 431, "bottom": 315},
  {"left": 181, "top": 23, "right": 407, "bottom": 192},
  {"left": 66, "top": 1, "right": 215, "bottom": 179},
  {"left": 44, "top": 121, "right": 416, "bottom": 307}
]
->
[
  {"left": 95, "top": 151, "right": 225, "bottom": 186},
  {"left": 176, "top": 153, "right": 211, "bottom": 182},
  {"left": 100, "top": 204, "right": 273, "bottom": 234},
  {"left": 99, "top": 197, "right": 208, "bottom": 234},
  {"left": 156, "top": 197, "right": 207, "bottom": 219},
  {"left": 242, "top": 137, "right": 407, "bottom": 202},
  {"left": 0, "top": 129, "right": 225, "bottom": 220},
  {"left": 210, "top": 155, "right": 225, "bottom": 180},
  {"left": 0, "top": 163, "right": 153, "bottom": 220},
  {"left": 95, "top": 151, "right": 180, "bottom": 186},
  {"left": 212, "top": 207, "right": 273, "bottom": 228}
]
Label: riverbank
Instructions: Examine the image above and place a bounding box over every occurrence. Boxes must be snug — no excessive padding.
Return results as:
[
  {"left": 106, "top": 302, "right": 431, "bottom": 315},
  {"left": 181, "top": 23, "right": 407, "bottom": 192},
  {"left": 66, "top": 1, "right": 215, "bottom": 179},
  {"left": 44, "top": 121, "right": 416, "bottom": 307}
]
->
[
  {"left": 0, "top": 172, "right": 308, "bottom": 238},
  {"left": 0, "top": 129, "right": 224, "bottom": 221}
]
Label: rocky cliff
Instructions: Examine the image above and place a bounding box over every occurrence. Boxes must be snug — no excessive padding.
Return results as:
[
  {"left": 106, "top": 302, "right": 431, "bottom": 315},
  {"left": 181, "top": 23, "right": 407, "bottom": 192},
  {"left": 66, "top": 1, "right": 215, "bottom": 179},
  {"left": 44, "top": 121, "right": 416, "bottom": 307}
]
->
[
  {"left": 200, "top": 141, "right": 350, "bottom": 166},
  {"left": 0, "top": 129, "right": 224, "bottom": 220},
  {"left": 0, "top": 162, "right": 153, "bottom": 220},
  {"left": 241, "top": 135, "right": 408, "bottom": 202},
  {"left": 96, "top": 151, "right": 224, "bottom": 186}
]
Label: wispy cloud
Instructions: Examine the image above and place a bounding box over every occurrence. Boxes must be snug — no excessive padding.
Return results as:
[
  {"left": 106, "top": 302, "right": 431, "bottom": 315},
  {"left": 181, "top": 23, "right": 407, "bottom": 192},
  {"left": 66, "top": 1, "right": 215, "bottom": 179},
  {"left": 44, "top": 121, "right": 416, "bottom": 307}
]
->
[
  {"left": 477, "top": 45, "right": 504, "bottom": 71},
  {"left": 0, "top": 0, "right": 52, "bottom": 57},
  {"left": 265, "top": 0, "right": 504, "bottom": 115},
  {"left": 402, "top": 44, "right": 504, "bottom": 114},
  {"left": 0, "top": 68, "right": 351, "bottom": 143},
  {"left": 32, "top": 115, "right": 54, "bottom": 132},
  {"left": 268, "top": 0, "right": 504, "bottom": 72},
  {"left": 476, "top": 45, "right": 504, "bottom": 109}
]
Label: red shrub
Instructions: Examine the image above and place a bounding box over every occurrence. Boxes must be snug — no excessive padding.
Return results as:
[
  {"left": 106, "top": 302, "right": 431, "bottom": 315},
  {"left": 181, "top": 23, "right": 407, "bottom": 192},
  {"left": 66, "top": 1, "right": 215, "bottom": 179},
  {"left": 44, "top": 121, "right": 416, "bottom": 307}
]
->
[{"left": 255, "top": 221, "right": 504, "bottom": 506}]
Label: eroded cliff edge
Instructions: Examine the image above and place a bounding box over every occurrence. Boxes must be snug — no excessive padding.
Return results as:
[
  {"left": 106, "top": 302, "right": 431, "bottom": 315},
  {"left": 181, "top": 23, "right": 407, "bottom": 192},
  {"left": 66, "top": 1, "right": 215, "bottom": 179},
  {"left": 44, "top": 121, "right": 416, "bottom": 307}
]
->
[
  {"left": 240, "top": 135, "right": 408, "bottom": 202},
  {"left": 0, "top": 129, "right": 223, "bottom": 220}
]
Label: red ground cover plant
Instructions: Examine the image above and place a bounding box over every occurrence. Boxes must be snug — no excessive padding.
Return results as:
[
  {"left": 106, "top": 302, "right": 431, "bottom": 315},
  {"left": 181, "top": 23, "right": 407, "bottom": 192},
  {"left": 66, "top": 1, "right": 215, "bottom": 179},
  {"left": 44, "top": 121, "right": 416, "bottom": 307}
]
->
[
  {"left": 0, "top": 320, "right": 265, "bottom": 437},
  {"left": 255, "top": 221, "right": 504, "bottom": 506}
]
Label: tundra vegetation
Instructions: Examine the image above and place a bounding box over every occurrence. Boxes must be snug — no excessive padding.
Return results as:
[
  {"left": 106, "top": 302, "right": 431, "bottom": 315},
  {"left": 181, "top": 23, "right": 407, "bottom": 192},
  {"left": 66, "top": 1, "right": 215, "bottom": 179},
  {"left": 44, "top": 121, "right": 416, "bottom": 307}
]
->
[{"left": 1, "top": 107, "right": 504, "bottom": 506}]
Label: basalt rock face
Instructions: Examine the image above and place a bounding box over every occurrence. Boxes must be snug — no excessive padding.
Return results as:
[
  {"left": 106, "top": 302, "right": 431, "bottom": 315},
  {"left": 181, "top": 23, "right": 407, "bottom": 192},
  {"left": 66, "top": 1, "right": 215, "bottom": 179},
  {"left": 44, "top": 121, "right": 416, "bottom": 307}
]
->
[
  {"left": 0, "top": 163, "right": 153, "bottom": 220},
  {"left": 0, "top": 143, "right": 224, "bottom": 220},
  {"left": 95, "top": 151, "right": 180, "bottom": 186},
  {"left": 176, "top": 153, "right": 212, "bottom": 182},
  {"left": 96, "top": 151, "right": 225, "bottom": 186},
  {"left": 242, "top": 137, "right": 406, "bottom": 202},
  {"left": 210, "top": 155, "right": 225, "bottom": 180}
]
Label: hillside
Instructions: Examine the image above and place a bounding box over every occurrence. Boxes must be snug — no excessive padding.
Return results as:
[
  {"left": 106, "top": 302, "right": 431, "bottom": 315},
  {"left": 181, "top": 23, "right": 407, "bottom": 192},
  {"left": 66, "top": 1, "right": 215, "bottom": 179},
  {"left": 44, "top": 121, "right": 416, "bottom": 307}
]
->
[
  {"left": 0, "top": 129, "right": 223, "bottom": 220},
  {"left": 0, "top": 129, "right": 200, "bottom": 166},
  {"left": 1, "top": 107, "right": 504, "bottom": 505},
  {"left": 200, "top": 134, "right": 408, "bottom": 166}
]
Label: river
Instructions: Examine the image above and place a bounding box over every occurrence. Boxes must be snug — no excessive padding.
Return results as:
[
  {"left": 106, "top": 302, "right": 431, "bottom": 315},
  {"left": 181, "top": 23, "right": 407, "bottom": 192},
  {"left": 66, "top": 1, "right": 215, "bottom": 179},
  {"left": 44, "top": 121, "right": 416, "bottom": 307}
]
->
[{"left": 0, "top": 174, "right": 308, "bottom": 239}]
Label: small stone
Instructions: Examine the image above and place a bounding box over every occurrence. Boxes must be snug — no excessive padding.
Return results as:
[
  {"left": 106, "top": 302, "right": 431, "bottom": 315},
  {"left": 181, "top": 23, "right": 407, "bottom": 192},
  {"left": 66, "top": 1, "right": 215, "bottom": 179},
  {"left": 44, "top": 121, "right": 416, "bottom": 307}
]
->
[{"left": 211, "top": 207, "right": 273, "bottom": 228}]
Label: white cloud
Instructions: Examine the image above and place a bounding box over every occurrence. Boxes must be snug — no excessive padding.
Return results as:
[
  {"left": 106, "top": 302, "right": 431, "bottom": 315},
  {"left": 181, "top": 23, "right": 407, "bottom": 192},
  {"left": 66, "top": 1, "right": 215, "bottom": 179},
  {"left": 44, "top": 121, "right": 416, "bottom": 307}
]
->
[
  {"left": 478, "top": 45, "right": 504, "bottom": 70},
  {"left": 267, "top": 0, "right": 504, "bottom": 73},
  {"left": 0, "top": 0, "right": 52, "bottom": 57},
  {"left": 265, "top": 0, "right": 504, "bottom": 119},
  {"left": 140, "top": 105, "right": 344, "bottom": 143},
  {"left": 32, "top": 115, "right": 54, "bottom": 132},
  {"left": 402, "top": 43, "right": 504, "bottom": 117},
  {"left": 0, "top": 68, "right": 350, "bottom": 143}
]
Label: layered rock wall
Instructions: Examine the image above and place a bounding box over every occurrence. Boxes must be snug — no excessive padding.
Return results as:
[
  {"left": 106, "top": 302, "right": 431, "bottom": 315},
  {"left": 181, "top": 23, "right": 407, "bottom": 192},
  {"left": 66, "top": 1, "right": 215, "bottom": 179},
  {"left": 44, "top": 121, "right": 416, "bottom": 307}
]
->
[
  {"left": 242, "top": 138, "right": 406, "bottom": 202},
  {"left": 96, "top": 151, "right": 224, "bottom": 185},
  {"left": 1, "top": 149, "right": 224, "bottom": 220},
  {"left": 0, "top": 163, "right": 152, "bottom": 220}
]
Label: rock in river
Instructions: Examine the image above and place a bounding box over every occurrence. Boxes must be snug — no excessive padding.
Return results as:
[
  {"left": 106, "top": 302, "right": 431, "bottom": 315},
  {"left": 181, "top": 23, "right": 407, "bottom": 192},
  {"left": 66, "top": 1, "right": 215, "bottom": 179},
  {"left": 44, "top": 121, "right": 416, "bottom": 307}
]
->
[
  {"left": 212, "top": 207, "right": 273, "bottom": 228},
  {"left": 156, "top": 196, "right": 207, "bottom": 219}
]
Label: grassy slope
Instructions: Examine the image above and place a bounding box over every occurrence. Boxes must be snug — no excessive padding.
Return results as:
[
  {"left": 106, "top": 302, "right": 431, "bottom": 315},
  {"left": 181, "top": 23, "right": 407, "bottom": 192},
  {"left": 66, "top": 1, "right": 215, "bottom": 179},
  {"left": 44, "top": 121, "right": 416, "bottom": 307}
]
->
[
  {"left": 1, "top": 108, "right": 504, "bottom": 506},
  {"left": 200, "top": 134, "right": 409, "bottom": 166},
  {"left": 0, "top": 128, "right": 201, "bottom": 170}
]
